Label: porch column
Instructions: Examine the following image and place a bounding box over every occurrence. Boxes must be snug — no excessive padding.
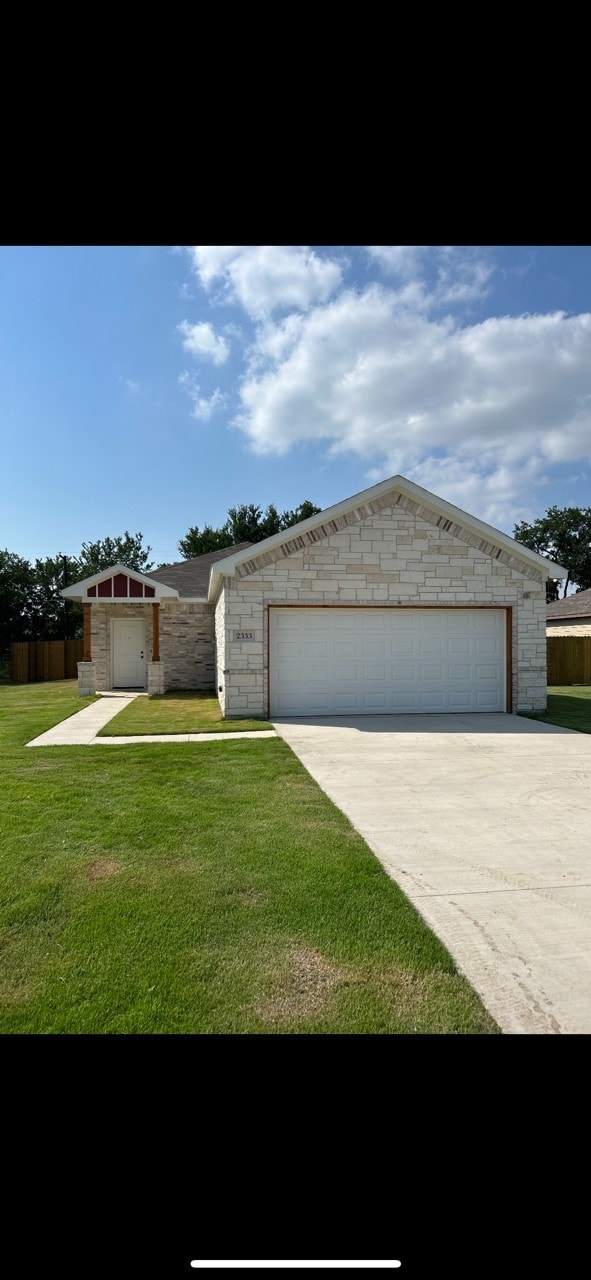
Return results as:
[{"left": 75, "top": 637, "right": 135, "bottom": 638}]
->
[
  {"left": 147, "top": 602, "right": 165, "bottom": 693},
  {"left": 83, "top": 604, "right": 92, "bottom": 661},
  {"left": 77, "top": 603, "right": 95, "bottom": 695},
  {"left": 152, "top": 603, "right": 160, "bottom": 660}
]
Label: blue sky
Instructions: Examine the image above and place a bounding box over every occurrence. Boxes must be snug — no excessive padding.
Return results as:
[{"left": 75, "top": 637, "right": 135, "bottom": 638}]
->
[{"left": 1, "top": 244, "right": 590, "bottom": 568}]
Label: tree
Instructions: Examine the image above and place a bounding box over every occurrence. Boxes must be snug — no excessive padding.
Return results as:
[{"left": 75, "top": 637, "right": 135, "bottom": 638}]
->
[
  {"left": 177, "top": 499, "right": 322, "bottom": 558},
  {"left": 30, "top": 556, "right": 81, "bottom": 640},
  {"left": 177, "top": 524, "right": 233, "bottom": 559},
  {"left": 279, "top": 499, "right": 322, "bottom": 528},
  {"left": 0, "top": 551, "right": 35, "bottom": 651},
  {"left": 225, "top": 504, "right": 265, "bottom": 544},
  {"left": 0, "top": 534, "right": 155, "bottom": 651},
  {"left": 514, "top": 506, "right": 591, "bottom": 601},
  {"left": 77, "top": 532, "right": 154, "bottom": 577}
]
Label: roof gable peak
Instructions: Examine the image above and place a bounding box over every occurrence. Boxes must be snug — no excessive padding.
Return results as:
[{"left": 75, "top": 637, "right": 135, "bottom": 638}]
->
[{"left": 207, "top": 473, "right": 566, "bottom": 597}]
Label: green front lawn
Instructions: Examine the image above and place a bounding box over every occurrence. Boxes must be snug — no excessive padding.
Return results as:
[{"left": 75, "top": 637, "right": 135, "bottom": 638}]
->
[
  {"left": 98, "top": 690, "right": 272, "bottom": 736},
  {"left": 525, "top": 685, "right": 591, "bottom": 734},
  {"left": 0, "top": 682, "right": 498, "bottom": 1034}
]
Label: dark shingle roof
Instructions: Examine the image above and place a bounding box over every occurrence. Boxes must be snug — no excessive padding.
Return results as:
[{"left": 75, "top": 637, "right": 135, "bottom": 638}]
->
[
  {"left": 147, "top": 543, "right": 252, "bottom": 598},
  {"left": 547, "top": 588, "right": 591, "bottom": 621}
]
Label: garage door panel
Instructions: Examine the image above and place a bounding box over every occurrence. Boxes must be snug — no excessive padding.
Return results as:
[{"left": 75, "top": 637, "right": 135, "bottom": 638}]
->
[
  {"left": 449, "top": 637, "right": 471, "bottom": 653},
  {"left": 476, "top": 663, "right": 499, "bottom": 679},
  {"left": 303, "top": 640, "right": 329, "bottom": 658},
  {"left": 476, "top": 689, "right": 501, "bottom": 709},
  {"left": 363, "top": 640, "right": 387, "bottom": 658},
  {"left": 449, "top": 664, "right": 471, "bottom": 679},
  {"left": 449, "top": 690, "right": 474, "bottom": 709},
  {"left": 392, "top": 662, "right": 417, "bottom": 680},
  {"left": 365, "top": 692, "right": 391, "bottom": 710},
  {"left": 332, "top": 662, "right": 360, "bottom": 681},
  {"left": 364, "top": 666, "right": 387, "bottom": 682},
  {"left": 269, "top": 609, "right": 506, "bottom": 716},
  {"left": 475, "top": 637, "right": 498, "bottom": 654},
  {"left": 392, "top": 691, "right": 420, "bottom": 710},
  {"left": 392, "top": 639, "right": 414, "bottom": 656},
  {"left": 420, "top": 664, "right": 444, "bottom": 680}
]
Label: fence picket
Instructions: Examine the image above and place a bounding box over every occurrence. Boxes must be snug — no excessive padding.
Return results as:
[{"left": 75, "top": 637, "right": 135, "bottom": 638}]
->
[
  {"left": 547, "top": 636, "right": 591, "bottom": 685},
  {"left": 9, "top": 640, "right": 83, "bottom": 683}
]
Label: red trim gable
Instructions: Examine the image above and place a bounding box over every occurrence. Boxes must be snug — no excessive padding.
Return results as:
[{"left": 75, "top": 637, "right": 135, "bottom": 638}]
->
[{"left": 85, "top": 573, "right": 158, "bottom": 599}]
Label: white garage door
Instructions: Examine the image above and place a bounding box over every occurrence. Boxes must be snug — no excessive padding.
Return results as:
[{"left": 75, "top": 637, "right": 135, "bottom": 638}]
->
[{"left": 269, "top": 608, "right": 506, "bottom": 716}]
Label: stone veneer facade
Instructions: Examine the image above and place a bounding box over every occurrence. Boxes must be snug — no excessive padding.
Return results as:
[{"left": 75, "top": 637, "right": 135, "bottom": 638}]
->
[
  {"left": 213, "top": 491, "right": 548, "bottom": 719},
  {"left": 546, "top": 622, "right": 591, "bottom": 636},
  {"left": 89, "top": 601, "right": 215, "bottom": 692}
]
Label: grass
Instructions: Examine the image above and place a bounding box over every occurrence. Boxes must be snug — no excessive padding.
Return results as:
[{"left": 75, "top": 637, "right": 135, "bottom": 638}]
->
[
  {"left": 524, "top": 685, "right": 591, "bottom": 734},
  {"left": 97, "top": 690, "right": 272, "bottom": 736},
  {"left": 0, "top": 681, "right": 499, "bottom": 1034}
]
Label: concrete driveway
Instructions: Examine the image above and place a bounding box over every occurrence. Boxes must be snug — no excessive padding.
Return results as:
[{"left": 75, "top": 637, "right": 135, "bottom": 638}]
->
[{"left": 273, "top": 713, "right": 591, "bottom": 1035}]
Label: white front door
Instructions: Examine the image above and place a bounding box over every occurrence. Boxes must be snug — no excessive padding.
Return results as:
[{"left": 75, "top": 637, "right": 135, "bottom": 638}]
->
[
  {"left": 269, "top": 608, "right": 506, "bottom": 716},
  {"left": 113, "top": 619, "right": 146, "bottom": 688}
]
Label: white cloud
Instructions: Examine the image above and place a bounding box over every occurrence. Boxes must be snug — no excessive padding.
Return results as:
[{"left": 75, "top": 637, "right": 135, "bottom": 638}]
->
[
  {"left": 368, "top": 245, "right": 493, "bottom": 308},
  {"left": 178, "top": 320, "right": 230, "bottom": 366},
  {"left": 366, "top": 246, "right": 425, "bottom": 277},
  {"left": 187, "top": 246, "right": 243, "bottom": 288},
  {"left": 186, "top": 245, "right": 343, "bottom": 318},
  {"left": 433, "top": 247, "right": 494, "bottom": 305},
  {"left": 178, "top": 371, "right": 228, "bottom": 421},
  {"left": 234, "top": 286, "right": 591, "bottom": 524}
]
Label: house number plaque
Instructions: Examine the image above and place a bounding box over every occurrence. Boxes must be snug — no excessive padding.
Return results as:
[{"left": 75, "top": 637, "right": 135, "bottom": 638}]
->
[{"left": 234, "top": 630, "right": 255, "bottom": 641}]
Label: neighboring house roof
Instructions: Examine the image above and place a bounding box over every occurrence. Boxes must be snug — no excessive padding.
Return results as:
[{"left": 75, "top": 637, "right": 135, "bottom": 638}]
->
[
  {"left": 207, "top": 473, "right": 567, "bottom": 601},
  {"left": 60, "top": 545, "right": 253, "bottom": 602},
  {"left": 145, "top": 543, "right": 252, "bottom": 598},
  {"left": 547, "top": 587, "right": 591, "bottom": 621}
]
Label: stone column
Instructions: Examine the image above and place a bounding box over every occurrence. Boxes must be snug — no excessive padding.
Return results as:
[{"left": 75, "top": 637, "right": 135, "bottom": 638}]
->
[
  {"left": 77, "top": 661, "right": 96, "bottom": 696},
  {"left": 147, "top": 662, "right": 165, "bottom": 694}
]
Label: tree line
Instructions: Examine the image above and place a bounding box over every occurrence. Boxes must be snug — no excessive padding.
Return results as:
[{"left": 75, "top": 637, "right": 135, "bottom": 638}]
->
[
  {"left": 0, "top": 500, "right": 321, "bottom": 650},
  {"left": 0, "top": 533, "right": 153, "bottom": 652},
  {"left": 513, "top": 506, "right": 591, "bottom": 601},
  {"left": 2, "top": 500, "right": 589, "bottom": 650}
]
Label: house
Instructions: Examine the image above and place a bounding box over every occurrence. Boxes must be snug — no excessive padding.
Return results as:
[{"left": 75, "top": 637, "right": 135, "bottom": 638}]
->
[
  {"left": 546, "top": 588, "right": 591, "bottom": 636},
  {"left": 62, "top": 474, "right": 565, "bottom": 717}
]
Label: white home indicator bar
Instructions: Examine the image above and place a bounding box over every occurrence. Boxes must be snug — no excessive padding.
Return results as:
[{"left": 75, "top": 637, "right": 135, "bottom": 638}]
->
[{"left": 190, "top": 1264, "right": 402, "bottom": 1271}]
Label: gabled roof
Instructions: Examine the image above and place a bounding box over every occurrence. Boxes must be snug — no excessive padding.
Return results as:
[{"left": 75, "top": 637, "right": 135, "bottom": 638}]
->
[
  {"left": 60, "top": 545, "right": 254, "bottom": 602},
  {"left": 61, "top": 563, "right": 179, "bottom": 601},
  {"left": 146, "top": 543, "right": 252, "bottom": 598},
  {"left": 207, "top": 474, "right": 567, "bottom": 599},
  {"left": 547, "top": 587, "right": 591, "bottom": 620}
]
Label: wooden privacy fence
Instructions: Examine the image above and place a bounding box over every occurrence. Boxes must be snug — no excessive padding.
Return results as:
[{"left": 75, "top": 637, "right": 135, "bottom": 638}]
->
[
  {"left": 10, "top": 639, "right": 83, "bottom": 683},
  {"left": 547, "top": 636, "right": 591, "bottom": 686}
]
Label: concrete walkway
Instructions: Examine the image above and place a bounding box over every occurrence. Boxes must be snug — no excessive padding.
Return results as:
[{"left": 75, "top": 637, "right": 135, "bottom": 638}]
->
[
  {"left": 274, "top": 713, "right": 591, "bottom": 1035},
  {"left": 27, "top": 694, "right": 140, "bottom": 745},
  {"left": 26, "top": 694, "right": 277, "bottom": 746}
]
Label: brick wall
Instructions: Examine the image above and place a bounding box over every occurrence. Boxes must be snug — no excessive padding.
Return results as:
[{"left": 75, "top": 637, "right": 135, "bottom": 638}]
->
[
  {"left": 215, "top": 491, "right": 547, "bottom": 718},
  {"left": 160, "top": 602, "right": 215, "bottom": 690},
  {"left": 90, "top": 601, "right": 215, "bottom": 691}
]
